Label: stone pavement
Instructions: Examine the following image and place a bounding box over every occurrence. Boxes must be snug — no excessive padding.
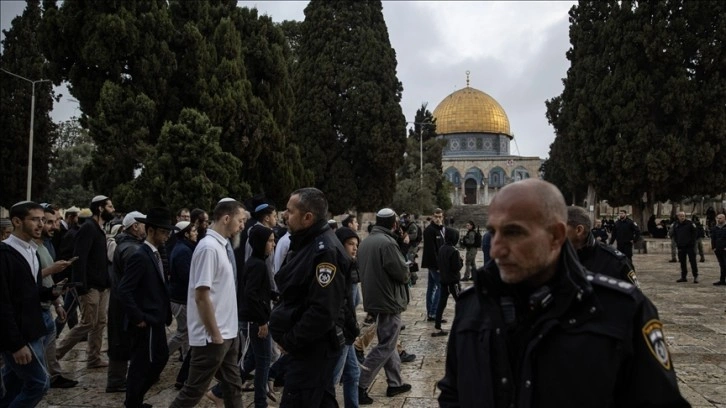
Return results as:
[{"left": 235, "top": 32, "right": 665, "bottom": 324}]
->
[{"left": 40, "top": 250, "right": 725, "bottom": 407}]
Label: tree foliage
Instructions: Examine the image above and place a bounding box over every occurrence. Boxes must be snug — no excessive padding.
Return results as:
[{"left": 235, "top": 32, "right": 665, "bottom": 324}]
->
[
  {"left": 46, "top": 119, "right": 95, "bottom": 207},
  {"left": 0, "top": 0, "right": 58, "bottom": 208},
  {"left": 39, "top": 0, "right": 307, "bottom": 209},
  {"left": 546, "top": 0, "right": 726, "bottom": 218},
  {"left": 291, "top": 0, "right": 406, "bottom": 213},
  {"left": 397, "top": 104, "right": 451, "bottom": 213}
]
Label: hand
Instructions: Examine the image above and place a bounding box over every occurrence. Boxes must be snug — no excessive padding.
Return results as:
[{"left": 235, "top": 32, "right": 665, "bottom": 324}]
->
[
  {"left": 258, "top": 323, "right": 269, "bottom": 338},
  {"left": 403, "top": 234, "right": 410, "bottom": 244},
  {"left": 136, "top": 321, "right": 147, "bottom": 328},
  {"left": 46, "top": 260, "right": 72, "bottom": 276},
  {"left": 210, "top": 333, "right": 224, "bottom": 344},
  {"left": 12, "top": 345, "right": 33, "bottom": 365},
  {"left": 54, "top": 304, "right": 67, "bottom": 322}
]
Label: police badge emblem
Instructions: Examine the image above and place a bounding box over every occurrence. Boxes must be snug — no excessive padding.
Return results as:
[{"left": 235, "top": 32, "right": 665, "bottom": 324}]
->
[
  {"left": 316, "top": 262, "right": 336, "bottom": 287},
  {"left": 642, "top": 319, "right": 672, "bottom": 370}
]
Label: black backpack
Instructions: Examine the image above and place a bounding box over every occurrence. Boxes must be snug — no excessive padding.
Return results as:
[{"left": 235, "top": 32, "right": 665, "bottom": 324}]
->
[{"left": 473, "top": 229, "right": 482, "bottom": 248}]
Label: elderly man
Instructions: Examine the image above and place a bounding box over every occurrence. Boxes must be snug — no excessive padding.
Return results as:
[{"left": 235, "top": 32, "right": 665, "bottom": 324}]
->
[
  {"left": 357, "top": 208, "right": 412, "bottom": 404},
  {"left": 438, "top": 179, "right": 687, "bottom": 407}
]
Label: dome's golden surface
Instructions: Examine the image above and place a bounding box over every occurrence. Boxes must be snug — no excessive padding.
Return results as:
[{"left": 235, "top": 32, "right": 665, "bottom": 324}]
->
[{"left": 433, "top": 87, "right": 511, "bottom": 136}]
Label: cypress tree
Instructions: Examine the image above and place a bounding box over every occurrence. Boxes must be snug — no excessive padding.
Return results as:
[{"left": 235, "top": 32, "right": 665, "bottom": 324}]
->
[
  {"left": 0, "top": 0, "right": 58, "bottom": 207},
  {"left": 292, "top": 0, "right": 406, "bottom": 213}
]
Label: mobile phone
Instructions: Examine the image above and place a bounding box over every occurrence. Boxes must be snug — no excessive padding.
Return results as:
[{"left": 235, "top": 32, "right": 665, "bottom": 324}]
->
[{"left": 68, "top": 256, "right": 80, "bottom": 263}]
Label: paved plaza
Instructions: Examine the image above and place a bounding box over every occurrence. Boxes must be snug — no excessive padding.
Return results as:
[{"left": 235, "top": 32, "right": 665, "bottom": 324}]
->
[{"left": 40, "top": 246, "right": 725, "bottom": 407}]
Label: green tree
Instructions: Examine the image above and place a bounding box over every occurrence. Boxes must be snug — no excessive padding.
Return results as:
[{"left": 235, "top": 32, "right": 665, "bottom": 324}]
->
[
  {"left": 46, "top": 119, "right": 95, "bottom": 207},
  {"left": 292, "top": 0, "right": 406, "bottom": 213},
  {"left": 123, "top": 108, "right": 249, "bottom": 212},
  {"left": 546, "top": 0, "right": 726, "bottom": 224},
  {"left": 0, "top": 0, "right": 58, "bottom": 207}
]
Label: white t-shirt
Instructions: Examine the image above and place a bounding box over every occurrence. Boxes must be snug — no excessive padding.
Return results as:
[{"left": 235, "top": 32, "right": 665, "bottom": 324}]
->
[
  {"left": 186, "top": 229, "right": 238, "bottom": 346},
  {"left": 273, "top": 232, "right": 291, "bottom": 274}
]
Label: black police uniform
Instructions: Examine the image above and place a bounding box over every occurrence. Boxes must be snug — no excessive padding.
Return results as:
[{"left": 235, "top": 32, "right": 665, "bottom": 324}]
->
[
  {"left": 270, "top": 220, "right": 349, "bottom": 407},
  {"left": 438, "top": 241, "right": 688, "bottom": 408},
  {"left": 591, "top": 226, "right": 608, "bottom": 243},
  {"left": 608, "top": 217, "right": 640, "bottom": 259},
  {"left": 578, "top": 232, "right": 639, "bottom": 288}
]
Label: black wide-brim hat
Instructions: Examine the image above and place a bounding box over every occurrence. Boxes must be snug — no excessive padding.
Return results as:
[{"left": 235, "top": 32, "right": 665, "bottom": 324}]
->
[{"left": 136, "top": 207, "right": 178, "bottom": 231}]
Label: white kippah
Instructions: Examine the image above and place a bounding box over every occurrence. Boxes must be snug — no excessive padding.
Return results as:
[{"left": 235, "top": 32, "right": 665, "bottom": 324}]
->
[
  {"left": 91, "top": 195, "right": 109, "bottom": 203},
  {"left": 376, "top": 208, "right": 396, "bottom": 218},
  {"left": 175, "top": 221, "right": 191, "bottom": 231},
  {"left": 218, "top": 197, "right": 236, "bottom": 203},
  {"left": 11, "top": 200, "right": 34, "bottom": 208}
]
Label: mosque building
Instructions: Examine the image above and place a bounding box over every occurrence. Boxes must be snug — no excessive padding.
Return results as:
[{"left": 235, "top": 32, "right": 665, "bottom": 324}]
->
[{"left": 432, "top": 72, "right": 542, "bottom": 205}]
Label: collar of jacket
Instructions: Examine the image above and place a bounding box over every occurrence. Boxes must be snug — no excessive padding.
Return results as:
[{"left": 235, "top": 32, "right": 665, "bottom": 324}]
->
[
  {"left": 370, "top": 225, "right": 397, "bottom": 239},
  {"left": 289, "top": 219, "right": 329, "bottom": 251}
]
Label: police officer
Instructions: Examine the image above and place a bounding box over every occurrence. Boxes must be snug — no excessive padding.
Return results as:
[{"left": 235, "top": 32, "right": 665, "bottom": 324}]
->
[
  {"left": 591, "top": 219, "right": 609, "bottom": 243},
  {"left": 269, "top": 188, "right": 349, "bottom": 407},
  {"left": 566, "top": 206, "right": 639, "bottom": 288},
  {"left": 438, "top": 180, "right": 687, "bottom": 407},
  {"left": 608, "top": 209, "right": 641, "bottom": 261}
]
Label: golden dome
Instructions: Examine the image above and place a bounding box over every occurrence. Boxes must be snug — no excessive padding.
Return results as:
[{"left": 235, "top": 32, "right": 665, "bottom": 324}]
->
[{"left": 433, "top": 85, "right": 511, "bottom": 137}]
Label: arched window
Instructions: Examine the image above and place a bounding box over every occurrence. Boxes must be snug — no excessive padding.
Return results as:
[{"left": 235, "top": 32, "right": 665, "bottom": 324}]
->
[
  {"left": 489, "top": 167, "right": 505, "bottom": 188},
  {"left": 512, "top": 167, "right": 530, "bottom": 181}
]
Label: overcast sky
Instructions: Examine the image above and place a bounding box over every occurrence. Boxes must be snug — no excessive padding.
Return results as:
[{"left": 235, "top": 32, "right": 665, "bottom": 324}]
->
[{"left": 1, "top": 0, "right": 576, "bottom": 158}]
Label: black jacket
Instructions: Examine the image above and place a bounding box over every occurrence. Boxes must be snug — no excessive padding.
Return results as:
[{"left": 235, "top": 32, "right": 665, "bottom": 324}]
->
[
  {"left": 577, "top": 232, "right": 639, "bottom": 287},
  {"left": 438, "top": 241, "right": 688, "bottom": 408},
  {"left": 673, "top": 220, "right": 697, "bottom": 248},
  {"left": 422, "top": 223, "right": 456, "bottom": 269},
  {"left": 117, "top": 244, "right": 172, "bottom": 328},
  {"left": 438, "top": 244, "right": 463, "bottom": 285},
  {"left": 0, "top": 243, "right": 56, "bottom": 353},
  {"left": 238, "top": 235, "right": 272, "bottom": 326},
  {"left": 108, "top": 232, "right": 144, "bottom": 360},
  {"left": 168, "top": 238, "right": 194, "bottom": 304},
  {"left": 72, "top": 220, "right": 110, "bottom": 292},
  {"left": 711, "top": 224, "right": 726, "bottom": 251},
  {"left": 270, "top": 220, "right": 349, "bottom": 356},
  {"left": 608, "top": 217, "right": 640, "bottom": 247}
]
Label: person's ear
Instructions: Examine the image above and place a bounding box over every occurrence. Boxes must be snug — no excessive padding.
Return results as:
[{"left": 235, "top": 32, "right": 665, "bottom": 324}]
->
[{"left": 550, "top": 221, "right": 568, "bottom": 248}]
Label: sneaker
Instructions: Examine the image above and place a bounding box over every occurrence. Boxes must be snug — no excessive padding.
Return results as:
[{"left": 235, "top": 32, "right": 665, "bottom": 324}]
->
[
  {"left": 355, "top": 348, "right": 365, "bottom": 364},
  {"left": 51, "top": 375, "right": 79, "bottom": 389},
  {"left": 676, "top": 278, "right": 687, "bottom": 283},
  {"left": 399, "top": 351, "right": 416, "bottom": 363},
  {"left": 713, "top": 281, "right": 726, "bottom": 286},
  {"left": 699, "top": 258, "right": 705, "bottom": 263},
  {"left": 359, "top": 387, "right": 374, "bottom": 405},
  {"left": 386, "top": 383, "right": 412, "bottom": 397}
]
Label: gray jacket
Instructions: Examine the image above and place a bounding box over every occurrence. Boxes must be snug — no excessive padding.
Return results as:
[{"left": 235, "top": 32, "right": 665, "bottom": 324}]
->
[{"left": 358, "top": 226, "right": 410, "bottom": 314}]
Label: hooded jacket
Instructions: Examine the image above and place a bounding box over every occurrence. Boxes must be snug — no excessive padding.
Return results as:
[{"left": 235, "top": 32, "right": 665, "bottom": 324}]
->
[{"left": 238, "top": 226, "right": 273, "bottom": 325}]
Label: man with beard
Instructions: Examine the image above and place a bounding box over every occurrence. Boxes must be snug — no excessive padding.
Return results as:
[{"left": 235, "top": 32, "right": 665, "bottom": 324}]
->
[
  {"left": 57, "top": 195, "right": 115, "bottom": 369},
  {"left": 0, "top": 201, "right": 62, "bottom": 406},
  {"left": 117, "top": 208, "right": 176, "bottom": 408},
  {"left": 269, "top": 188, "right": 349, "bottom": 407},
  {"left": 106, "top": 211, "right": 146, "bottom": 393},
  {"left": 190, "top": 208, "right": 209, "bottom": 241},
  {"left": 608, "top": 210, "right": 640, "bottom": 262}
]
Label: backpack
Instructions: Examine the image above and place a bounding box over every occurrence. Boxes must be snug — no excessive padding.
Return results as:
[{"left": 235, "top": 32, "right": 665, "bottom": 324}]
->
[{"left": 473, "top": 229, "right": 482, "bottom": 248}]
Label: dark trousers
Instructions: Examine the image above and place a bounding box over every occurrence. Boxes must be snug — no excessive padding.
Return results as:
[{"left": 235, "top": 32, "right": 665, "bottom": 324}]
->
[
  {"left": 435, "top": 283, "right": 460, "bottom": 329},
  {"left": 170, "top": 337, "right": 244, "bottom": 408},
  {"left": 678, "top": 246, "right": 698, "bottom": 279},
  {"left": 125, "top": 324, "right": 169, "bottom": 408},
  {"left": 715, "top": 249, "right": 726, "bottom": 282},
  {"left": 281, "top": 352, "right": 340, "bottom": 408},
  {"left": 617, "top": 242, "right": 633, "bottom": 260}
]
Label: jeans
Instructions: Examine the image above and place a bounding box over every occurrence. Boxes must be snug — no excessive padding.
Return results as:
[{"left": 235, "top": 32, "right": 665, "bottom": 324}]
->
[
  {"left": 0, "top": 338, "right": 50, "bottom": 408},
  {"left": 350, "top": 284, "right": 361, "bottom": 309},
  {"left": 426, "top": 269, "right": 441, "bottom": 318},
  {"left": 41, "top": 309, "right": 62, "bottom": 379},
  {"left": 215, "top": 322, "right": 271, "bottom": 408},
  {"left": 333, "top": 345, "right": 360, "bottom": 408}
]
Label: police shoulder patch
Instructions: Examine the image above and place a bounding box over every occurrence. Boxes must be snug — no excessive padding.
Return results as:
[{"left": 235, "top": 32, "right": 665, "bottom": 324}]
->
[
  {"left": 316, "top": 262, "right": 336, "bottom": 287},
  {"left": 589, "top": 273, "right": 635, "bottom": 293},
  {"left": 642, "top": 319, "right": 672, "bottom": 370},
  {"left": 627, "top": 270, "right": 641, "bottom": 288}
]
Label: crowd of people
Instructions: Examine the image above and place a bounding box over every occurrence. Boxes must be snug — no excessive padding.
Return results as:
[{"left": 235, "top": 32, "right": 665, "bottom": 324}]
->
[{"left": 3, "top": 179, "right": 720, "bottom": 407}]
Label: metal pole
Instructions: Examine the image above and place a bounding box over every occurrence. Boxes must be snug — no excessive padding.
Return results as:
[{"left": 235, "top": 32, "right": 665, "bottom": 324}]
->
[
  {"left": 419, "top": 125, "right": 423, "bottom": 189},
  {"left": 28, "top": 82, "right": 36, "bottom": 201},
  {"left": 1, "top": 69, "right": 51, "bottom": 201}
]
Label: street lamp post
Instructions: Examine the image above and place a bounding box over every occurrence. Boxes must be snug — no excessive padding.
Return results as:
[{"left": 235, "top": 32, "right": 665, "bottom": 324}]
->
[
  {"left": 1, "top": 69, "right": 52, "bottom": 200},
  {"left": 407, "top": 121, "right": 429, "bottom": 189}
]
